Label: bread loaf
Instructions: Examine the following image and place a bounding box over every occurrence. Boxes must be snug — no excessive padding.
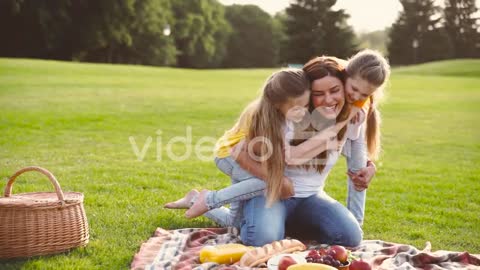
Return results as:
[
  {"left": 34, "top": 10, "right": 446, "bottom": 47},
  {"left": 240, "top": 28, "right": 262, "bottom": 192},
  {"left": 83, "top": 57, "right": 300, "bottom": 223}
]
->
[{"left": 239, "top": 239, "right": 306, "bottom": 267}]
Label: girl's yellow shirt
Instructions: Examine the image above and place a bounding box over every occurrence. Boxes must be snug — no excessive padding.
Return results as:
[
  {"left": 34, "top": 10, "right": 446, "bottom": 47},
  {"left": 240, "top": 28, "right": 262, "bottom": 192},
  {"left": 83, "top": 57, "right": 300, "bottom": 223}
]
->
[{"left": 214, "top": 119, "right": 250, "bottom": 158}]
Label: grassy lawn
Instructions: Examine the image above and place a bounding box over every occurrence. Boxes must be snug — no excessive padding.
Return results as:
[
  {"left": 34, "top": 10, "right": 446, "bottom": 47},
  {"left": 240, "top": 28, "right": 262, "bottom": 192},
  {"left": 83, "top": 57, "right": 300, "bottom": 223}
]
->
[{"left": 0, "top": 58, "right": 479, "bottom": 269}]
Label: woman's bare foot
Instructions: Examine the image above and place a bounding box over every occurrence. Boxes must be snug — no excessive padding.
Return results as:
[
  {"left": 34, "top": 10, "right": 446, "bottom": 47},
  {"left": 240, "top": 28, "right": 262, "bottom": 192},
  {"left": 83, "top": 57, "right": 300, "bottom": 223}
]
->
[
  {"left": 164, "top": 189, "right": 199, "bottom": 209},
  {"left": 185, "top": 190, "right": 209, "bottom": 219}
]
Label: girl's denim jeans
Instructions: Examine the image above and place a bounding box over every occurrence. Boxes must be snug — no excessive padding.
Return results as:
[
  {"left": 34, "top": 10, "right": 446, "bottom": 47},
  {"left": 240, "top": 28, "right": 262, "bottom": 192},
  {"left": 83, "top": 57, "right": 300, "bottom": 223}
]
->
[
  {"left": 343, "top": 124, "right": 368, "bottom": 225},
  {"left": 203, "top": 156, "right": 265, "bottom": 228}
]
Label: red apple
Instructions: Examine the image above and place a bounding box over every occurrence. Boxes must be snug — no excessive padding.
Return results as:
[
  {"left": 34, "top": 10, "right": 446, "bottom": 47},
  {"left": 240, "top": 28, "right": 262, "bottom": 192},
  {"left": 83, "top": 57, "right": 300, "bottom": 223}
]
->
[
  {"left": 278, "top": 255, "right": 297, "bottom": 270},
  {"left": 328, "top": 245, "right": 348, "bottom": 263},
  {"left": 350, "top": 259, "right": 371, "bottom": 270}
]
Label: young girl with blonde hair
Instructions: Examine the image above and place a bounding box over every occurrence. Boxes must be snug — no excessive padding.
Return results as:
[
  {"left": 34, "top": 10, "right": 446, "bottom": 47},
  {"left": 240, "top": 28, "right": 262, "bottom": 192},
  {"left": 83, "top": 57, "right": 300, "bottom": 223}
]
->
[
  {"left": 341, "top": 49, "right": 390, "bottom": 224},
  {"left": 166, "top": 68, "right": 315, "bottom": 227}
]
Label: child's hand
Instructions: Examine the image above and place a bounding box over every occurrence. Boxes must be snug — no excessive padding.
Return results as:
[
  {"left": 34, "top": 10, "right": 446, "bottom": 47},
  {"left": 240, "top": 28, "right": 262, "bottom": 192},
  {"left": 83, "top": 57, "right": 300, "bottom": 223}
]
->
[
  {"left": 350, "top": 111, "right": 361, "bottom": 124},
  {"left": 320, "top": 126, "right": 337, "bottom": 140},
  {"left": 325, "top": 137, "right": 340, "bottom": 152},
  {"left": 310, "top": 126, "right": 339, "bottom": 151},
  {"left": 350, "top": 109, "right": 367, "bottom": 125},
  {"left": 280, "top": 177, "right": 295, "bottom": 199},
  {"left": 347, "top": 161, "right": 376, "bottom": 191}
]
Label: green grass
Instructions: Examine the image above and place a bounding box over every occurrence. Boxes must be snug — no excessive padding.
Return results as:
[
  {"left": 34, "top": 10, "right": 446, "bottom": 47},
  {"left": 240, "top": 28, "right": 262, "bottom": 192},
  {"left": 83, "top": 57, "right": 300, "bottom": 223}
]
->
[
  {"left": 393, "top": 58, "right": 480, "bottom": 77},
  {"left": 1, "top": 58, "right": 479, "bottom": 269}
]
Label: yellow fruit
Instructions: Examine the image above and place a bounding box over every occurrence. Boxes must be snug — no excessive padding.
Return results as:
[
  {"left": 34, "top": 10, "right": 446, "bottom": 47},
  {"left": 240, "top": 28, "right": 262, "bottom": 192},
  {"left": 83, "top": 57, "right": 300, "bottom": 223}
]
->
[
  {"left": 199, "top": 243, "right": 253, "bottom": 264},
  {"left": 287, "top": 263, "right": 338, "bottom": 270}
]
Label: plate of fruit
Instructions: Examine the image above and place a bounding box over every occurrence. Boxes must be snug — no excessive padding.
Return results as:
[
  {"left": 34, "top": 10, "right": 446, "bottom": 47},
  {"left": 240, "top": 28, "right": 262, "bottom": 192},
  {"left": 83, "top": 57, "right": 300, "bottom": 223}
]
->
[
  {"left": 305, "top": 245, "right": 350, "bottom": 269},
  {"left": 266, "top": 245, "right": 372, "bottom": 270},
  {"left": 304, "top": 245, "right": 371, "bottom": 270}
]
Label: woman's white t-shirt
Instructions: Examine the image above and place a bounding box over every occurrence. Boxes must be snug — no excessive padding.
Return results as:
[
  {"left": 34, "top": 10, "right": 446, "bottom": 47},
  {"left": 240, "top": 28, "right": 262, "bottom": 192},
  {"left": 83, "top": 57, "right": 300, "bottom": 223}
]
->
[{"left": 283, "top": 119, "right": 362, "bottom": 198}]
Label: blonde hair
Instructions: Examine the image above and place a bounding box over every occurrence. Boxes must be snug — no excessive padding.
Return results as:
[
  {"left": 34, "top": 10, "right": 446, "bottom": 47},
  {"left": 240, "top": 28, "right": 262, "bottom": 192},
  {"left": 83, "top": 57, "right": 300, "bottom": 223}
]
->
[
  {"left": 346, "top": 49, "right": 390, "bottom": 160},
  {"left": 248, "top": 69, "right": 310, "bottom": 206}
]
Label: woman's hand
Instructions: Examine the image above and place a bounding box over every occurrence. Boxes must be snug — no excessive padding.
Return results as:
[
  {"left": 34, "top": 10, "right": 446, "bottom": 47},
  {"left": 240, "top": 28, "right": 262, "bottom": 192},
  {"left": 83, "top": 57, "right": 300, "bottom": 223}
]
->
[
  {"left": 230, "top": 139, "right": 246, "bottom": 160},
  {"left": 280, "top": 177, "right": 295, "bottom": 199},
  {"left": 347, "top": 161, "right": 376, "bottom": 191}
]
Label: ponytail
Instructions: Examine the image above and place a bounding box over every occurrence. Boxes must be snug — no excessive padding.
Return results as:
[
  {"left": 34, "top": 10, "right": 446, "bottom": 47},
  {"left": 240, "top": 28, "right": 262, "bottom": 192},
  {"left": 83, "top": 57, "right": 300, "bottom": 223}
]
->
[{"left": 366, "top": 96, "right": 381, "bottom": 160}]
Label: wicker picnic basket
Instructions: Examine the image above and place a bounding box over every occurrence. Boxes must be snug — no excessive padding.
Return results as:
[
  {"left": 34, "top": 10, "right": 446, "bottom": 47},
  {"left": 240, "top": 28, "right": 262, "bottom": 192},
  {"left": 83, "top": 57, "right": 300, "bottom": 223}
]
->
[{"left": 0, "top": 167, "right": 89, "bottom": 259}]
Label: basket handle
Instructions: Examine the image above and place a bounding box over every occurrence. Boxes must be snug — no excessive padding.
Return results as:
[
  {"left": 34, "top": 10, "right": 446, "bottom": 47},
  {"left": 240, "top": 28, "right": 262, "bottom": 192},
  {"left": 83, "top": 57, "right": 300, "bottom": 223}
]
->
[{"left": 4, "top": 166, "right": 65, "bottom": 203}]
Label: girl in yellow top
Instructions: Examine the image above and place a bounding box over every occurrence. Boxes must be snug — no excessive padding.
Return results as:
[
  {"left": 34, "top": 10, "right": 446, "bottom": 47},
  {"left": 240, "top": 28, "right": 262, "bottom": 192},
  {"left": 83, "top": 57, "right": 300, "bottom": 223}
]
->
[
  {"left": 166, "top": 50, "right": 390, "bottom": 228},
  {"left": 165, "top": 68, "right": 328, "bottom": 227}
]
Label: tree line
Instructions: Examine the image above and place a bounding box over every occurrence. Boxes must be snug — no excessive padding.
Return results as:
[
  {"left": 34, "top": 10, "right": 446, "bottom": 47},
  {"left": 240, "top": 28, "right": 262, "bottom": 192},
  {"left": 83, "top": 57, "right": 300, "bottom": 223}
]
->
[
  {"left": 388, "top": 0, "right": 479, "bottom": 65},
  {"left": 0, "top": 0, "right": 478, "bottom": 68}
]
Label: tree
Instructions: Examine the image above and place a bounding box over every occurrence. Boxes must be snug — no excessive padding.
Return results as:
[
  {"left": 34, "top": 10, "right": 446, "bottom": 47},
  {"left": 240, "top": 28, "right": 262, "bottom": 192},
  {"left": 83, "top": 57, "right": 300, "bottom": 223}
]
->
[
  {"left": 171, "top": 0, "right": 231, "bottom": 68},
  {"left": 222, "top": 5, "right": 278, "bottom": 68},
  {"left": 357, "top": 29, "right": 389, "bottom": 55},
  {"left": 0, "top": 0, "right": 177, "bottom": 66},
  {"left": 388, "top": 0, "right": 453, "bottom": 65},
  {"left": 70, "top": 0, "right": 177, "bottom": 66},
  {"left": 444, "top": 0, "right": 480, "bottom": 58},
  {"left": 273, "top": 12, "right": 289, "bottom": 66},
  {"left": 116, "top": 0, "right": 177, "bottom": 66},
  {"left": 0, "top": 0, "right": 72, "bottom": 60},
  {"left": 282, "top": 0, "right": 357, "bottom": 64}
]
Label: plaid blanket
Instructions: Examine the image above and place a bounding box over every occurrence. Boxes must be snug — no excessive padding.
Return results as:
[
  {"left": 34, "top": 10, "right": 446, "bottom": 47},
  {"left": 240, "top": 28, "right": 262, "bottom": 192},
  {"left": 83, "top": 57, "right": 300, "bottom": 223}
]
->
[{"left": 130, "top": 228, "right": 480, "bottom": 270}]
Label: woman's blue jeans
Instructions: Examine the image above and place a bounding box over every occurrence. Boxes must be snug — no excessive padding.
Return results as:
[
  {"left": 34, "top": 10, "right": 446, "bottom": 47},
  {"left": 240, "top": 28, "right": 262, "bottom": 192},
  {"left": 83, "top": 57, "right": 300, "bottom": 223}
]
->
[{"left": 240, "top": 193, "right": 363, "bottom": 247}]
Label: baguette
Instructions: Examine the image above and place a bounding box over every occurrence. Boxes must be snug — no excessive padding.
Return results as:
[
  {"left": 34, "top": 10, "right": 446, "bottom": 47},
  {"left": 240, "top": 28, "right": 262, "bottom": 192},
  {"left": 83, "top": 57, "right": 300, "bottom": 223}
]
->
[{"left": 239, "top": 239, "right": 306, "bottom": 267}]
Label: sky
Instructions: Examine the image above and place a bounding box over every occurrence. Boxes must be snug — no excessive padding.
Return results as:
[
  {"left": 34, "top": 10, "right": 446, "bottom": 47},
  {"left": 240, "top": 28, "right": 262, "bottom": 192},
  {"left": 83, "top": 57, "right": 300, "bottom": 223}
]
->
[{"left": 219, "top": 0, "right": 480, "bottom": 33}]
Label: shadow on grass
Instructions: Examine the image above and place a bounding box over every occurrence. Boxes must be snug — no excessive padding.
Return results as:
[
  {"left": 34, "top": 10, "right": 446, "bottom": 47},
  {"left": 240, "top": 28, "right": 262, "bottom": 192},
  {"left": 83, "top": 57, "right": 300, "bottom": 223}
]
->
[{"left": 0, "top": 247, "right": 89, "bottom": 269}]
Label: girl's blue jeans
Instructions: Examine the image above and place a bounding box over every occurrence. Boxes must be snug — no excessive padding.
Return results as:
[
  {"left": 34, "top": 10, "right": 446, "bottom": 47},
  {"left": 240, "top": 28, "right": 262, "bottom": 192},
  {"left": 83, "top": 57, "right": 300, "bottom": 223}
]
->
[
  {"left": 203, "top": 156, "right": 266, "bottom": 228},
  {"left": 344, "top": 125, "right": 368, "bottom": 225}
]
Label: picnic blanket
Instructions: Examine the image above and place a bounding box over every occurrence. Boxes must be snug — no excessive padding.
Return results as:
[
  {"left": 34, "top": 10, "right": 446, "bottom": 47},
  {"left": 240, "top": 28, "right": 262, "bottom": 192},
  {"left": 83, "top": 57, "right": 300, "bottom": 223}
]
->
[{"left": 130, "top": 227, "right": 480, "bottom": 270}]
